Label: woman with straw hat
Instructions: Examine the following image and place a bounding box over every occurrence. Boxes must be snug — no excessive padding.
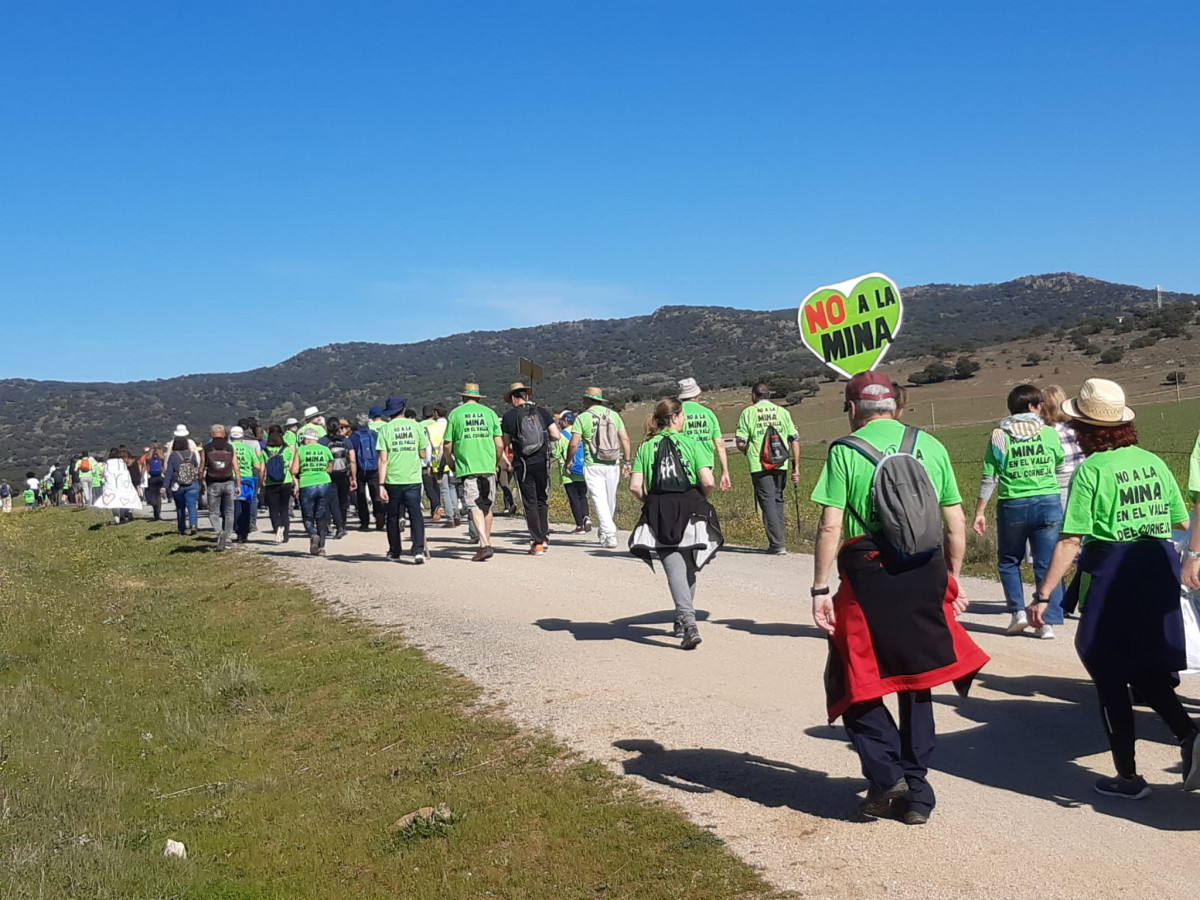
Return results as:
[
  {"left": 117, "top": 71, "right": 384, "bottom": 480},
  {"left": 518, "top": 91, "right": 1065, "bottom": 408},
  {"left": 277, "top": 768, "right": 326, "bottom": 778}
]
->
[{"left": 1031, "top": 378, "right": 1200, "bottom": 799}]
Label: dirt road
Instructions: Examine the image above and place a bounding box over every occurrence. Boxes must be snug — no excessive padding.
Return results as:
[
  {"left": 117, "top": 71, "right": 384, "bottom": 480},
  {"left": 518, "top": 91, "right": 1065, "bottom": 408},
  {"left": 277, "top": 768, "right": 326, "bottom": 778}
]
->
[{"left": 260, "top": 519, "right": 1200, "bottom": 899}]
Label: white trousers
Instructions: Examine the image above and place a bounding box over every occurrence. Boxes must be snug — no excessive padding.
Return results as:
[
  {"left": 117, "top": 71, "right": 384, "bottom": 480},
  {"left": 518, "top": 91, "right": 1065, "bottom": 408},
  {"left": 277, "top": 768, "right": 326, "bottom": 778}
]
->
[{"left": 583, "top": 464, "right": 620, "bottom": 540}]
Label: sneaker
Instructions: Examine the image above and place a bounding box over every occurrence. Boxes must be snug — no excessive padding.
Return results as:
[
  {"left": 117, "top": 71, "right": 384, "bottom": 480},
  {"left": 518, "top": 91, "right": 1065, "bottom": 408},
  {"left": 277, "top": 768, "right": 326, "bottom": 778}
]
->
[
  {"left": 281, "top": 532, "right": 289, "bottom": 544},
  {"left": 858, "top": 778, "right": 909, "bottom": 818},
  {"left": 317, "top": 547, "right": 326, "bottom": 557},
  {"left": 433, "top": 507, "right": 444, "bottom": 523},
  {"left": 1005, "top": 612, "right": 1029, "bottom": 635},
  {"left": 680, "top": 626, "right": 702, "bottom": 650},
  {"left": 1094, "top": 775, "right": 1149, "bottom": 800},
  {"left": 767, "top": 546, "right": 789, "bottom": 556},
  {"left": 414, "top": 552, "right": 426, "bottom": 565},
  {"left": 671, "top": 618, "right": 686, "bottom": 639},
  {"left": 334, "top": 528, "right": 347, "bottom": 540},
  {"left": 273, "top": 530, "right": 284, "bottom": 544},
  {"left": 583, "top": 516, "right": 593, "bottom": 533},
  {"left": 529, "top": 543, "right": 546, "bottom": 555},
  {"left": 309, "top": 534, "right": 321, "bottom": 556},
  {"left": 1035, "top": 624, "right": 1056, "bottom": 640},
  {"left": 602, "top": 536, "right": 619, "bottom": 549},
  {"left": 571, "top": 526, "right": 587, "bottom": 534},
  {"left": 1182, "top": 732, "right": 1200, "bottom": 792},
  {"left": 471, "top": 546, "right": 494, "bottom": 562}
]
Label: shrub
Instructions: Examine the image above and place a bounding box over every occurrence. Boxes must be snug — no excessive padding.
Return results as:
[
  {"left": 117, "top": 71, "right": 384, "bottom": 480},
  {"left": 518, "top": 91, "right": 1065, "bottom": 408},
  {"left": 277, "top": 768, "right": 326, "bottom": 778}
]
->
[{"left": 1099, "top": 347, "right": 1125, "bottom": 364}]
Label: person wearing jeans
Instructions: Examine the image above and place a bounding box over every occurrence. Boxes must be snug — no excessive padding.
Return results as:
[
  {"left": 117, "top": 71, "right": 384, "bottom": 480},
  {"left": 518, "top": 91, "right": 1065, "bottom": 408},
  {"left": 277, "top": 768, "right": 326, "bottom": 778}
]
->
[
  {"left": 378, "top": 408, "right": 428, "bottom": 563},
  {"left": 163, "top": 438, "right": 200, "bottom": 534},
  {"left": 291, "top": 432, "right": 333, "bottom": 556},
  {"left": 735, "top": 383, "right": 801, "bottom": 555},
  {"left": 199, "top": 425, "right": 241, "bottom": 551},
  {"left": 567, "top": 387, "right": 631, "bottom": 549},
  {"left": 973, "top": 384, "right": 1066, "bottom": 638}
]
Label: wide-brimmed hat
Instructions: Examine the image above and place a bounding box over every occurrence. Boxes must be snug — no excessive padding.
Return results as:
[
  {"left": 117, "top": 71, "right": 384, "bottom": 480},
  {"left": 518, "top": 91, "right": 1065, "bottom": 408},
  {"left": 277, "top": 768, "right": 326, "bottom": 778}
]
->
[
  {"left": 383, "top": 396, "right": 407, "bottom": 418},
  {"left": 677, "top": 377, "right": 702, "bottom": 401},
  {"left": 1063, "top": 378, "right": 1135, "bottom": 426},
  {"left": 173, "top": 424, "right": 189, "bottom": 438},
  {"left": 583, "top": 386, "right": 606, "bottom": 404},
  {"left": 303, "top": 406, "right": 322, "bottom": 420},
  {"left": 460, "top": 383, "right": 485, "bottom": 398},
  {"left": 229, "top": 426, "right": 245, "bottom": 440},
  {"left": 285, "top": 417, "right": 299, "bottom": 427},
  {"left": 504, "top": 381, "right": 531, "bottom": 402},
  {"left": 368, "top": 405, "right": 384, "bottom": 418}
]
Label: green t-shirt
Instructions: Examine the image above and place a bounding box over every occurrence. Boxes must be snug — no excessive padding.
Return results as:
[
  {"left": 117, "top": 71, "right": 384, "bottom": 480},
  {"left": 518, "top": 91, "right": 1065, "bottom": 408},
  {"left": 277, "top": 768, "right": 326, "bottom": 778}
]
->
[
  {"left": 632, "top": 429, "right": 710, "bottom": 489},
  {"left": 980, "top": 424, "right": 1064, "bottom": 500},
  {"left": 554, "top": 431, "right": 585, "bottom": 484},
  {"left": 263, "top": 445, "right": 295, "bottom": 485},
  {"left": 379, "top": 418, "right": 425, "bottom": 485},
  {"left": 1188, "top": 430, "right": 1200, "bottom": 503},
  {"left": 233, "top": 441, "right": 262, "bottom": 478},
  {"left": 735, "top": 401, "right": 797, "bottom": 474},
  {"left": 283, "top": 430, "right": 297, "bottom": 447},
  {"left": 575, "top": 405, "right": 627, "bottom": 466},
  {"left": 23, "top": 489, "right": 35, "bottom": 505},
  {"left": 369, "top": 419, "right": 384, "bottom": 433},
  {"left": 298, "top": 423, "right": 325, "bottom": 443},
  {"left": 445, "top": 402, "right": 502, "bottom": 477},
  {"left": 295, "top": 443, "right": 333, "bottom": 488},
  {"left": 812, "top": 418, "right": 962, "bottom": 541},
  {"left": 1063, "top": 446, "right": 1187, "bottom": 543},
  {"left": 682, "top": 400, "right": 721, "bottom": 468}
]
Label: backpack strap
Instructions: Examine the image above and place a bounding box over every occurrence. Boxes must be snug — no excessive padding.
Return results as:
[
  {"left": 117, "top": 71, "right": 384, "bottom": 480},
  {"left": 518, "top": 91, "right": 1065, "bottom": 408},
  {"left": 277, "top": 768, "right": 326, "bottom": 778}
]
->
[
  {"left": 829, "top": 434, "right": 884, "bottom": 535},
  {"left": 900, "top": 426, "right": 920, "bottom": 456}
]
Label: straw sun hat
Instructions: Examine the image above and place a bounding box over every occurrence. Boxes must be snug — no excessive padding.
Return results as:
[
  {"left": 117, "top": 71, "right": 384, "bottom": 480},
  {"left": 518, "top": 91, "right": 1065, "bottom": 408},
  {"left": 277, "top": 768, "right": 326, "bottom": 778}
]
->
[{"left": 1063, "top": 378, "right": 1135, "bottom": 426}]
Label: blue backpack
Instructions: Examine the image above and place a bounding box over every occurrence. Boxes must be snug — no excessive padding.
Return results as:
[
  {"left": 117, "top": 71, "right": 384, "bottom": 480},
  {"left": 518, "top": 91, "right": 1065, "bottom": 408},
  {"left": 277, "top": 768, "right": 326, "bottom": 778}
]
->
[
  {"left": 353, "top": 428, "right": 379, "bottom": 472},
  {"left": 265, "top": 449, "right": 288, "bottom": 484},
  {"left": 565, "top": 430, "right": 585, "bottom": 476}
]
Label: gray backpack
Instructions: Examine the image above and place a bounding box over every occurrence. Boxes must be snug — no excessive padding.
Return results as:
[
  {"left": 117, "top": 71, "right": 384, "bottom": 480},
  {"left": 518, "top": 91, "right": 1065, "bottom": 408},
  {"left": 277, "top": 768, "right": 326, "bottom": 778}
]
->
[
  {"left": 831, "top": 426, "right": 943, "bottom": 569},
  {"left": 588, "top": 409, "right": 622, "bottom": 463}
]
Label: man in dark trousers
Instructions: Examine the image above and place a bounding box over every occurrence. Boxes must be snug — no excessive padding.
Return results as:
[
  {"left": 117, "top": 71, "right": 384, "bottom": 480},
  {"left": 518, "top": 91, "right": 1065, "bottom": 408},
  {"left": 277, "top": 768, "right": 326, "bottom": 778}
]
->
[
  {"left": 500, "top": 382, "right": 561, "bottom": 555},
  {"left": 809, "top": 372, "right": 987, "bottom": 825}
]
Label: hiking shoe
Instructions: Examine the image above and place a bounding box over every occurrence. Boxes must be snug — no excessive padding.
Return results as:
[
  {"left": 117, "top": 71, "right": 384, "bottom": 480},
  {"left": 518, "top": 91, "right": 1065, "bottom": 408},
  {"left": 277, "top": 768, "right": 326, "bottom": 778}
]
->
[
  {"left": 334, "top": 528, "right": 347, "bottom": 540},
  {"left": 1005, "top": 612, "right": 1029, "bottom": 635},
  {"left": 433, "top": 507, "right": 444, "bottom": 522},
  {"left": 1182, "top": 732, "right": 1200, "bottom": 792},
  {"left": 413, "top": 552, "right": 426, "bottom": 565},
  {"left": 671, "top": 618, "right": 686, "bottom": 639},
  {"left": 1094, "top": 775, "right": 1149, "bottom": 800},
  {"left": 583, "top": 516, "right": 592, "bottom": 533},
  {"left": 858, "top": 778, "right": 909, "bottom": 818},
  {"left": 273, "top": 530, "right": 284, "bottom": 544},
  {"left": 317, "top": 547, "right": 326, "bottom": 557},
  {"left": 602, "top": 536, "right": 619, "bottom": 549},
  {"left": 767, "top": 546, "right": 789, "bottom": 556},
  {"left": 680, "top": 626, "right": 702, "bottom": 650},
  {"left": 900, "top": 804, "right": 930, "bottom": 826},
  {"left": 530, "top": 543, "right": 546, "bottom": 555},
  {"left": 471, "top": 546, "right": 492, "bottom": 562},
  {"left": 571, "top": 525, "right": 587, "bottom": 534},
  {"left": 309, "top": 534, "right": 321, "bottom": 556},
  {"left": 1035, "top": 624, "right": 1056, "bottom": 640}
]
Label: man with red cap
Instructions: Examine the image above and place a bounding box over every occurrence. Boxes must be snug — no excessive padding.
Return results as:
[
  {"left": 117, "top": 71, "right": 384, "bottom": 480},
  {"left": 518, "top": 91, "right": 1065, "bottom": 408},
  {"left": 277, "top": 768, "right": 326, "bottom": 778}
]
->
[{"left": 809, "top": 371, "right": 988, "bottom": 825}]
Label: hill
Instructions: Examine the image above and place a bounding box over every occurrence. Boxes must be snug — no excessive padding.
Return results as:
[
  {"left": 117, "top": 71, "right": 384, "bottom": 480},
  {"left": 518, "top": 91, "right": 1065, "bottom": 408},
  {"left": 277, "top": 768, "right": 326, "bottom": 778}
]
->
[{"left": 2, "top": 273, "right": 1196, "bottom": 472}]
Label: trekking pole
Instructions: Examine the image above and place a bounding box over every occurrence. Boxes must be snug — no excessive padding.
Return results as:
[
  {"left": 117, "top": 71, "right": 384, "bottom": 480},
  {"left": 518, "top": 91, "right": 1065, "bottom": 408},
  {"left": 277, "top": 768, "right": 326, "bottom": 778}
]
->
[{"left": 792, "top": 480, "right": 803, "bottom": 547}]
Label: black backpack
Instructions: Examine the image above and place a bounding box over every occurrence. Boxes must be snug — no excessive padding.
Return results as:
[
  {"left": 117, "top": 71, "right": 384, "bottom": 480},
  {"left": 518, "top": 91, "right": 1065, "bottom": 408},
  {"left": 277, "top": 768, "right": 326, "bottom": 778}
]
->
[
  {"left": 516, "top": 405, "right": 548, "bottom": 457},
  {"left": 831, "top": 426, "right": 944, "bottom": 569},
  {"left": 650, "top": 434, "right": 691, "bottom": 494},
  {"left": 760, "top": 425, "right": 789, "bottom": 470}
]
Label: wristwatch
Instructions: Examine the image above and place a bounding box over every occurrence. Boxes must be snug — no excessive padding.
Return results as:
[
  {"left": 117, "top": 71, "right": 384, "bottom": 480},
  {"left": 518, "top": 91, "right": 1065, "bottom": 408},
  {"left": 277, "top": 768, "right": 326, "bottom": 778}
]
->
[
  {"left": 811, "top": 586, "right": 831, "bottom": 597},
  {"left": 1030, "top": 592, "right": 1050, "bottom": 605},
  {"left": 1186, "top": 549, "right": 1200, "bottom": 561}
]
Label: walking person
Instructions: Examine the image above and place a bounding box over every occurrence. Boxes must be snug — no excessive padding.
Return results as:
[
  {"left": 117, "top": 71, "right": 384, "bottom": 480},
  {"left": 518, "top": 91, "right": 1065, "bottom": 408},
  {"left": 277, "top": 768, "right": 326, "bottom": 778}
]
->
[
  {"left": 199, "top": 424, "right": 241, "bottom": 551},
  {"left": 95, "top": 447, "right": 143, "bottom": 525},
  {"left": 421, "top": 405, "right": 446, "bottom": 521},
  {"left": 568, "top": 387, "right": 632, "bottom": 549},
  {"left": 971, "top": 385, "right": 1067, "bottom": 638},
  {"left": 164, "top": 436, "right": 200, "bottom": 534},
  {"left": 0, "top": 480, "right": 12, "bottom": 513},
  {"left": 261, "top": 426, "right": 295, "bottom": 543},
  {"left": 810, "top": 372, "right": 988, "bottom": 825},
  {"left": 77, "top": 451, "right": 97, "bottom": 507},
  {"left": 628, "top": 398, "right": 723, "bottom": 650},
  {"left": 348, "top": 412, "right": 384, "bottom": 531},
  {"left": 290, "top": 431, "right": 333, "bottom": 556},
  {"left": 677, "top": 378, "right": 732, "bottom": 492},
  {"left": 554, "top": 412, "right": 590, "bottom": 532},
  {"left": 144, "top": 442, "right": 167, "bottom": 521},
  {"left": 443, "top": 383, "right": 504, "bottom": 562},
  {"left": 378, "top": 405, "right": 429, "bottom": 564},
  {"left": 230, "top": 426, "right": 262, "bottom": 543},
  {"left": 324, "top": 417, "right": 353, "bottom": 539},
  {"left": 735, "top": 383, "right": 801, "bottom": 554},
  {"left": 501, "top": 382, "right": 561, "bottom": 554},
  {"left": 1037, "top": 378, "right": 1200, "bottom": 799}
]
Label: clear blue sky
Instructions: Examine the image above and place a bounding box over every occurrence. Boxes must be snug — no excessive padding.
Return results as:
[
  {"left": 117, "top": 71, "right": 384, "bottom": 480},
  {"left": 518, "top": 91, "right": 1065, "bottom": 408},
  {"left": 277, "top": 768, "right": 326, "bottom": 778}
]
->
[{"left": 3, "top": 2, "right": 1197, "bottom": 382}]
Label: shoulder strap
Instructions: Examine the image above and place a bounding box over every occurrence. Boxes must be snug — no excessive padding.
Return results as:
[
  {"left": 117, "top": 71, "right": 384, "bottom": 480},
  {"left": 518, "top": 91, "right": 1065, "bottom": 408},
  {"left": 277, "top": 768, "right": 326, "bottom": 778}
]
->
[
  {"left": 830, "top": 434, "right": 884, "bottom": 466},
  {"left": 900, "top": 426, "right": 920, "bottom": 455}
]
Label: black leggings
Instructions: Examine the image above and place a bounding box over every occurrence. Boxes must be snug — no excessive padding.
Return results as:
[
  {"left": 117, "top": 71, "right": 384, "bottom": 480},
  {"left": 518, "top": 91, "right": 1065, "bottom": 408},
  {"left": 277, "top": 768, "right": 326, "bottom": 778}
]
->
[
  {"left": 564, "top": 480, "right": 588, "bottom": 527},
  {"left": 1093, "top": 665, "right": 1197, "bottom": 778},
  {"left": 264, "top": 483, "right": 291, "bottom": 536}
]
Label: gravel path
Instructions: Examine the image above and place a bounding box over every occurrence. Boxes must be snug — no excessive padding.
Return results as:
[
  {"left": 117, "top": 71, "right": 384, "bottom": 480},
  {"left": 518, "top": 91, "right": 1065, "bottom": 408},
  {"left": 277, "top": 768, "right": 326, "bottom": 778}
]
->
[{"left": 258, "top": 517, "right": 1200, "bottom": 899}]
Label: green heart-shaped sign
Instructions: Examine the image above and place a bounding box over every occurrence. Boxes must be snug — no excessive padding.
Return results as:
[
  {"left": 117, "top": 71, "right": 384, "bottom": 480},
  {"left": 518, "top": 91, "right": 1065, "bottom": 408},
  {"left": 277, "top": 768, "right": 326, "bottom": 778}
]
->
[{"left": 797, "top": 272, "right": 903, "bottom": 378}]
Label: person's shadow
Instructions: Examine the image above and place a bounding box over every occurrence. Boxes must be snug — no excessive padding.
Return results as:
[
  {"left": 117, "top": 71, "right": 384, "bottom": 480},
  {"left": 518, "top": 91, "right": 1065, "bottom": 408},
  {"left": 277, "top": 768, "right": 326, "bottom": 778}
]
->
[
  {"left": 805, "top": 671, "right": 1200, "bottom": 830},
  {"left": 536, "top": 610, "right": 711, "bottom": 648},
  {"left": 711, "top": 618, "right": 826, "bottom": 640},
  {"left": 613, "top": 739, "right": 863, "bottom": 821}
]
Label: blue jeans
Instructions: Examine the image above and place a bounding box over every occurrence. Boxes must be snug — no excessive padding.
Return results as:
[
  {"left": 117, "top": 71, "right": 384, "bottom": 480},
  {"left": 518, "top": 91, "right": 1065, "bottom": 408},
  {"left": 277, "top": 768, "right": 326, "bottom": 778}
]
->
[
  {"left": 997, "top": 494, "right": 1064, "bottom": 624},
  {"left": 299, "top": 482, "right": 332, "bottom": 544},
  {"left": 173, "top": 482, "right": 199, "bottom": 532}
]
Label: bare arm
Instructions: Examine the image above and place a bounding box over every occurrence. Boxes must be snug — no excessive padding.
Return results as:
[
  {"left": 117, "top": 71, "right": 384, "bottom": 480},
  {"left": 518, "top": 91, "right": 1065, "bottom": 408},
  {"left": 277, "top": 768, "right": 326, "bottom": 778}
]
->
[
  {"left": 789, "top": 438, "right": 801, "bottom": 484},
  {"left": 714, "top": 438, "right": 731, "bottom": 491},
  {"left": 567, "top": 432, "right": 581, "bottom": 458},
  {"left": 1030, "top": 535, "right": 1083, "bottom": 627},
  {"left": 629, "top": 472, "right": 645, "bottom": 500},
  {"left": 811, "top": 506, "right": 844, "bottom": 636},
  {"left": 494, "top": 436, "right": 506, "bottom": 471},
  {"left": 548, "top": 422, "right": 562, "bottom": 441},
  {"left": 941, "top": 503, "right": 966, "bottom": 578},
  {"left": 620, "top": 429, "right": 632, "bottom": 464},
  {"left": 698, "top": 466, "right": 715, "bottom": 499},
  {"left": 376, "top": 448, "right": 389, "bottom": 501}
]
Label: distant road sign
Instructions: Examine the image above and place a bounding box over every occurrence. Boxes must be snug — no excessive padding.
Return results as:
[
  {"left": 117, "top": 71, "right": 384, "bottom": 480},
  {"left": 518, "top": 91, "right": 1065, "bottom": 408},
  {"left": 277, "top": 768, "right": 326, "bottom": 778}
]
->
[{"left": 519, "top": 357, "right": 544, "bottom": 384}]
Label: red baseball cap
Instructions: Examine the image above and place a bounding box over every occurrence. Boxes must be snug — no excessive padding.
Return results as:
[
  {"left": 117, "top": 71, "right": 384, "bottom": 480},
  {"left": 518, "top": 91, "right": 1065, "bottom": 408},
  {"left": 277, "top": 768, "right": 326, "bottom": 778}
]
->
[{"left": 844, "top": 371, "right": 897, "bottom": 411}]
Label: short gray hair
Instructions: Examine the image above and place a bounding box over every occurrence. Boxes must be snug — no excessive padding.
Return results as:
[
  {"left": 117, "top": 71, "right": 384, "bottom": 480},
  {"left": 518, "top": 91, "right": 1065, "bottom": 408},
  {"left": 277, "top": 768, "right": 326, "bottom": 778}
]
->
[
  {"left": 356, "top": 413, "right": 370, "bottom": 427},
  {"left": 210, "top": 424, "right": 227, "bottom": 436},
  {"left": 856, "top": 384, "right": 897, "bottom": 417}
]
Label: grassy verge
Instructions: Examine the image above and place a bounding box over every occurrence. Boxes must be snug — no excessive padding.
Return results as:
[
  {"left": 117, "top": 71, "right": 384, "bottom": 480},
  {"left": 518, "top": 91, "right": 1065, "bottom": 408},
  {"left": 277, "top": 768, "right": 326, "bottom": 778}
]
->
[{"left": 0, "top": 511, "right": 771, "bottom": 899}]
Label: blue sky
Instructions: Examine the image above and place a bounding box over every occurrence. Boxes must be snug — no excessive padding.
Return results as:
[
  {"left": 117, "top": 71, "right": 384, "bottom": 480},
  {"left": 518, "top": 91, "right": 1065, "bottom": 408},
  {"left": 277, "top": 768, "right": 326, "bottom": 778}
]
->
[{"left": 3, "top": 2, "right": 1197, "bottom": 382}]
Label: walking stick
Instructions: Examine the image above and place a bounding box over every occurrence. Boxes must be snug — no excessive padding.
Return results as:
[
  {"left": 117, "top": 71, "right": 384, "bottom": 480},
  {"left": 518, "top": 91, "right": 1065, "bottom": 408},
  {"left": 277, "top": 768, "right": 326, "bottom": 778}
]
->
[{"left": 792, "top": 479, "right": 803, "bottom": 546}]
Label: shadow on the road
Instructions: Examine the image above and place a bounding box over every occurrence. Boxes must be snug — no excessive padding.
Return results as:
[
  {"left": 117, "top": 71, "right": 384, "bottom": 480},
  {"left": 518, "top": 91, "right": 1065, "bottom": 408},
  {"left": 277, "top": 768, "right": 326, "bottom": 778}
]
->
[
  {"left": 536, "top": 610, "right": 711, "bottom": 648},
  {"left": 712, "top": 618, "right": 826, "bottom": 640},
  {"left": 805, "top": 671, "right": 1200, "bottom": 831},
  {"left": 613, "top": 739, "right": 862, "bottom": 821},
  {"left": 144, "top": 530, "right": 180, "bottom": 541},
  {"left": 168, "top": 544, "right": 214, "bottom": 554}
]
